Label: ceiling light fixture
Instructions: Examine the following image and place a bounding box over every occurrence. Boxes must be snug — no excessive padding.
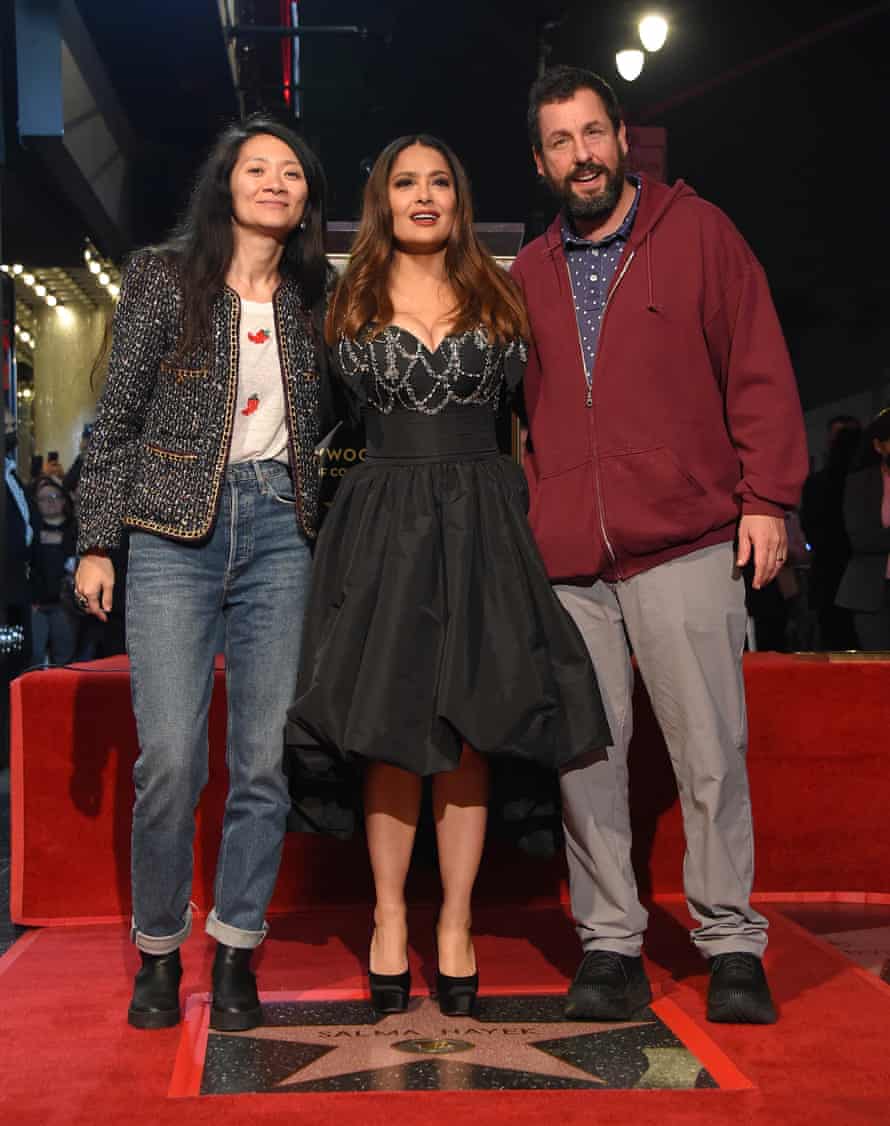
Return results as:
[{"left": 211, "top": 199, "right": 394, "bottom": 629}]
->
[
  {"left": 638, "top": 14, "right": 669, "bottom": 52},
  {"left": 616, "top": 49, "right": 645, "bottom": 81}
]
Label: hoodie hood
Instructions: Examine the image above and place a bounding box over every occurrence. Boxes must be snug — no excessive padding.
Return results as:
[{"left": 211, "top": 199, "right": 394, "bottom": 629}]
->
[
  {"left": 540, "top": 176, "right": 698, "bottom": 311},
  {"left": 542, "top": 175, "right": 697, "bottom": 253}
]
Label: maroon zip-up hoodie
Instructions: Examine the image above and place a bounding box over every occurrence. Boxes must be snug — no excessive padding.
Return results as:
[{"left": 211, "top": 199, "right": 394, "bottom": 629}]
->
[{"left": 511, "top": 175, "right": 808, "bottom": 583}]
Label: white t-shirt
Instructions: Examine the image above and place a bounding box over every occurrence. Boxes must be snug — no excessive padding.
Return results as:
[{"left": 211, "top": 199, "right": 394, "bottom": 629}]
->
[{"left": 228, "top": 300, "right": 289, "bottom": 464}]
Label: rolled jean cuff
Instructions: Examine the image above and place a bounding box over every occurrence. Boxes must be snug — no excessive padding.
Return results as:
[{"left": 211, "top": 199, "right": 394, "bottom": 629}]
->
[
  {"left": 205, "top": 907, "right": 268, "bottom": 950},
  {"left": 131, "top": 905, "right": 192, "bottom": 954}
]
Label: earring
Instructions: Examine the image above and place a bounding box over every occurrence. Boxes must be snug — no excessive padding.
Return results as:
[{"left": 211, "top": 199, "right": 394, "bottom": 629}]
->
[{"left": 298, "top": 217, "right": 307, "bottom": 231}]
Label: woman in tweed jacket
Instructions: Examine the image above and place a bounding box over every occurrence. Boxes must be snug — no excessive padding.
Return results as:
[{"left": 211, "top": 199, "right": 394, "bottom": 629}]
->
[{"left": 74, "top": 116, "right": 332, "bottom": 1033}]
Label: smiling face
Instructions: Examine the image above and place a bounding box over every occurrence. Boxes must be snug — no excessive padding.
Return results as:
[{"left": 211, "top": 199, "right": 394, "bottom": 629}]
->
[
  {"left": 229, "top": 133, "right": 309, "bottom": 238},
  {"left": 387, "top": 143, "right": 457, "bottom": 254},
  {"left": 534, "top": 88, "right": 628, "bottom": 225}
]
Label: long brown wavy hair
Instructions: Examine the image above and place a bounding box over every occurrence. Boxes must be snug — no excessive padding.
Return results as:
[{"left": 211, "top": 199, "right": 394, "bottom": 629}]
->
[{"left": 326, "top": 134, "right": 527, "bottom": 344}]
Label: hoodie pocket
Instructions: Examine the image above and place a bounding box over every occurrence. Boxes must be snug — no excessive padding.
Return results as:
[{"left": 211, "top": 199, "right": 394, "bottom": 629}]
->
[{"left": 600, "top": 446, "right": 725, "bottom": 557}]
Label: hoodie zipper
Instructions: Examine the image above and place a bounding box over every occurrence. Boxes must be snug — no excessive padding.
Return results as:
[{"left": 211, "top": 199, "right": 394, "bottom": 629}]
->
[
  {"left": 565, "top": 250, "right": 635, "bottom": 407},
  {"left": 563, "top": 248, "right": 635, "bottom": 576}
]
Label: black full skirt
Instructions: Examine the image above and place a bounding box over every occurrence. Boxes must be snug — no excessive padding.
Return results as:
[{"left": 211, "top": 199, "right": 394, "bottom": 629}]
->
[{"left": 287, "top": 453, "right": 610, "bottom": 784}]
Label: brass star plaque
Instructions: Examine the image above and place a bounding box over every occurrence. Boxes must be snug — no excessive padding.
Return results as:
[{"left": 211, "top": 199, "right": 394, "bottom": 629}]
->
[{"left": 186, "top": 994, "right": 729, "bottom": 1095}]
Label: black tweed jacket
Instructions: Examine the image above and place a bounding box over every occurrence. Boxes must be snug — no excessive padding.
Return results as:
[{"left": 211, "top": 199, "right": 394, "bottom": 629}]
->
[{"left": 78, "top": 250, "right": 330, "bottom": 550}]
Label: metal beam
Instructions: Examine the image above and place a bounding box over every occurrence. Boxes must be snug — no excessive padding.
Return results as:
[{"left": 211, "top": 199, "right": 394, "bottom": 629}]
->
[{"left": 226, "top": 24, "right": 368, "bottom": 39}]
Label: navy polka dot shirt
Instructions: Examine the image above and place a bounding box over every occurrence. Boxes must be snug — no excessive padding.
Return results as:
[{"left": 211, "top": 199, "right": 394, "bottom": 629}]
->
[{"left": 561, "top": 176, "right": 641, "bottom": 389}]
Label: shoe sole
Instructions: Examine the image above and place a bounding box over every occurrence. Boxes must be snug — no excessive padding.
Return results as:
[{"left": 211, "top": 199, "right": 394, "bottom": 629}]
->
[
  {"left": 564, "top": 980, "right": 653, "bottom": 1021},
  {"left": 707, "top": 997, "right": 777, "bottom": 1024},
  {"left": 210, "top": 1005, "right": 263, "bottom": 1032},
  {"left": 127, "top": 1005, "right": 181, "bottom": 1030},
  {"left": 372, "top": 1000, "right": 409, "bottom": 1015}
]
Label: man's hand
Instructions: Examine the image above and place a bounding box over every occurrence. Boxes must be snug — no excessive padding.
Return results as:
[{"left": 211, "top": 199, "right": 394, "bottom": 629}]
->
[
  {"left": 736, "top": 514, "right": 787, "bottom": 590},
  {"left": 74, "top": 554, "right": 116, "bottom": 623}
]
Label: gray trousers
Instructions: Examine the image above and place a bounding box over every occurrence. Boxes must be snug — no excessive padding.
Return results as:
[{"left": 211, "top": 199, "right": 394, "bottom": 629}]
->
[{"left": 557, "top": 542, "right": 768, "bottom": 960}]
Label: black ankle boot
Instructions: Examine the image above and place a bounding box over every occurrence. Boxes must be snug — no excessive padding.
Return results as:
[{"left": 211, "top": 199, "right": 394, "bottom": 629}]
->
[
  {"left": 210, "top": 943, "right": 263, "bottom": 1031},
  {"left": 128, "top": 949, "right": 182, "bottom": 1029}
]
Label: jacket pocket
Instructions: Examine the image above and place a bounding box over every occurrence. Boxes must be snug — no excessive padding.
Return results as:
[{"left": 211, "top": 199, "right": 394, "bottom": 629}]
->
[
  {"left": 125, "top": 443, "right": 207, "bottom": 537},
  {"left": 526, "top": 459, "right": 608, "bottom": 580},
  {"left": 153, "top": 362, "right": 212, "bottom": 437},
  {"left": 600, "top": 446, "right": 731, "bottom": 557}
]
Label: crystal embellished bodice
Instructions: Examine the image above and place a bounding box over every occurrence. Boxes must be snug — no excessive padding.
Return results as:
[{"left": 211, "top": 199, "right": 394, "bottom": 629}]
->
[{"left": 337, "top": 326, "right": 526, "bottom": 416}]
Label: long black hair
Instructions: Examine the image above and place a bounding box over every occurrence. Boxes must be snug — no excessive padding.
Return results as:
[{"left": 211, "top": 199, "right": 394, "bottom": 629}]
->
[{"left": 161, "top": 114, "right": 328, "bottom": 356}]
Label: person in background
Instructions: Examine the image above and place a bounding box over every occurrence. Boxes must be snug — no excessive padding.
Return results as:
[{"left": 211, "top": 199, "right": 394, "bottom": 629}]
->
[
  {"left": 513, "top": 65, "right": 807, "bottom": 1026},
  {"left": 4, "top": 409, "right": 33, "bottom": 669},
  {"left": 30, "top": 476, "right": 78, "bottom": 666},
  {"left": 836, "top": 408, "right": 890, "bottom": 650},
  {"left": 63, "top": 422, "right": 94, "bottom": 498},
  {"left": 29, "top": 453, "right": 43, "bottom": 486},
  {"left": 74, "top": 115, "right": 332, "bottom": 1033},
  {"left": 42, "top": 450, "right": 65, "bottom": 483},
  {"left": 800, "top": 417, "right": 861, "bottom": 649}
]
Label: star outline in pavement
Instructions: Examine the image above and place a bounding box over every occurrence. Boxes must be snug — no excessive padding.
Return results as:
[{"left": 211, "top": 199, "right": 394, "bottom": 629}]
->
[{"left": 216, "top": 996, "right": 655, "bottom": 1089}]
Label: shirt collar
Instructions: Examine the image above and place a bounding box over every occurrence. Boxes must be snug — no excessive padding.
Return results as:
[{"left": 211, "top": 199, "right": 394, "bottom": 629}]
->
[{"left": 562, "top": 175, "right": 641, "bottom": 250}]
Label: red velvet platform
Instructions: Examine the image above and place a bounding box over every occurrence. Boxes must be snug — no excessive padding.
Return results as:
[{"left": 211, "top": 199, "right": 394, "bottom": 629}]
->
[{"left": 10, "top": 653, "right": 890, "bottom": 925}]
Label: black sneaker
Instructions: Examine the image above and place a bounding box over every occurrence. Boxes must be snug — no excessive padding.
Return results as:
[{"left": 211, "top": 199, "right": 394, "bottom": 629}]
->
[
  {"left": 565, "top": 951, "right": 652, "bottom": 1020},
  {"left": 707, "top": 952, "right": 777, "bottom": 1024}
]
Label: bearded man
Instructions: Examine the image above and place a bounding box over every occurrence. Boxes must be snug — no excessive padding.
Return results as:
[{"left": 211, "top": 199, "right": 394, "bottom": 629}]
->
[{"left": 511, "top": 66, "right": 808, "bottom": 1025}]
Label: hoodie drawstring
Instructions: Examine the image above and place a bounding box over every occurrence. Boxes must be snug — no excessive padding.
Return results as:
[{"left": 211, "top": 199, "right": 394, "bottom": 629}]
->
[{"left": 646, "top": 231, "right": 658, "bottom": 313}]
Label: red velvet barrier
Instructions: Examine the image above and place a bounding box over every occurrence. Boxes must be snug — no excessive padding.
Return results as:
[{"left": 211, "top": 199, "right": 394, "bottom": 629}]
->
[{"left": 10, "top": 653, "right": 890, "bottom": 925}]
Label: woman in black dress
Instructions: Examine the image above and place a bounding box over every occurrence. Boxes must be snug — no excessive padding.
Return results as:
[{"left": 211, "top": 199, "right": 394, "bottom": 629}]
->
[{"left": 288, "top": 135, "right": 610, "bottom": 1016}]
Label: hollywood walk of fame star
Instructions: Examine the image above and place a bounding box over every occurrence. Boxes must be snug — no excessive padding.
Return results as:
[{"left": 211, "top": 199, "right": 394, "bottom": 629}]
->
[{"left": 216, "top": 996, "right": 657, "bottom": 1089}]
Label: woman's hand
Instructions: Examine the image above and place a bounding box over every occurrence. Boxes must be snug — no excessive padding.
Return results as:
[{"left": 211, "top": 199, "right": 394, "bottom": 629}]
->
[{"left": 74, "top": 554, "right": 116, "bottom": 622}]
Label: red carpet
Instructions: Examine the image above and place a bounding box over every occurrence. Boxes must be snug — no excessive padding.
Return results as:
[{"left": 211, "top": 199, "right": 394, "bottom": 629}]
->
[
  {"left": 12, "top": 654, "right": 890, "bottom": 924},
  {"left": 3, "top": 903, "right": 890, "bottom": 1124}
]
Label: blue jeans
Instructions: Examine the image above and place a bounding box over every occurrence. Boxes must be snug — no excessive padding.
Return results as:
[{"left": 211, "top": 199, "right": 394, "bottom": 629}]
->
[
  {"left": 126, "top": 460, "right": 311, "bottom": 954},
  {"left": 31, "top": 603, "right": 77, "bottom": 666}
]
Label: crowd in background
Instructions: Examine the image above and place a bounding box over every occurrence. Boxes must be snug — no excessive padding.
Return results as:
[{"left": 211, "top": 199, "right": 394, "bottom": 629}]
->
[
  {"left": 4, "top": 418, "right": 127, "bottom": 673},
  {"left": 6, "top": 405, "right": 890, "bottom": 663}
]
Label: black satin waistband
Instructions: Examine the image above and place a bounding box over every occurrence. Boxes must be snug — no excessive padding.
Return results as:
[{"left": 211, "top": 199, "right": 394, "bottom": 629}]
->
[{"left": 364, "top": 409, "right": 498, "bottom": 463}]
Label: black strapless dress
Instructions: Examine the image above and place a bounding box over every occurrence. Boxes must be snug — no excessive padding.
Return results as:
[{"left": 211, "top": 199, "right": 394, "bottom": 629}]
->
[{"left": 286, "top": 326, "right": 610, "bottom": 808}]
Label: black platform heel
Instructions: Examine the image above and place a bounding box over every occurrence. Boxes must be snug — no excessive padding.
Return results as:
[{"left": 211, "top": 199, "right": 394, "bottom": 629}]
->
[
  {"left": 436, "top": 971, "right": 479, "bottom": 1017},
  {"left": 368, "top": 968, "right": 411, "bottom": 1013}
]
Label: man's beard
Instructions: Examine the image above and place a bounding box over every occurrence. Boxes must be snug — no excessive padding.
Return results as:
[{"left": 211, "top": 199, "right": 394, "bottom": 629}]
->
[{"left": 550, "top": 152, "right": 626, "bottom": 223}]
